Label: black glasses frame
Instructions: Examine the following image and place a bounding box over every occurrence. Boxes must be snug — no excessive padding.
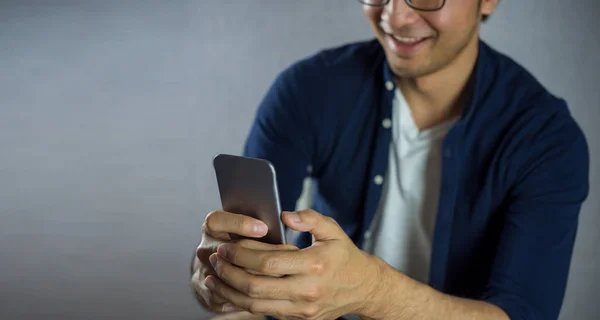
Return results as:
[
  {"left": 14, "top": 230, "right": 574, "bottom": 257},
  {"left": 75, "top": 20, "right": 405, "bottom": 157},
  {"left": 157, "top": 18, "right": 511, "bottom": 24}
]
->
[{"left": 358, "top": 0, "right": 446, "bottom": 12}]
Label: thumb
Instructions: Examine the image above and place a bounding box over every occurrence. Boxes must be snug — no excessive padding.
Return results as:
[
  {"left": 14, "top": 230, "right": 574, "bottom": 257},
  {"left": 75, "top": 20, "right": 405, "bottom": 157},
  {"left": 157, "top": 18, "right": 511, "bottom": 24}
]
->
[{"left": 281, "top": 209, "right": 345, "bottom": 242}]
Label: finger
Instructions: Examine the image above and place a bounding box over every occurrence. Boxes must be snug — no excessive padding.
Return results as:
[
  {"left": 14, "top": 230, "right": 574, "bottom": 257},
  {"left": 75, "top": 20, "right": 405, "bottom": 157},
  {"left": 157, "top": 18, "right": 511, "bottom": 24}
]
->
[
  {"left": 231, "top": 241, "right": 298, "bottom": 277},
  {"left": 211, "top": 292, "right": 228, "bottom": 306},
  {"left": 207, "top": 284, "right": 229, "bottom": 306},
  {"left": 200, "top": 274, "right": 243, "bottom": 312},
  {"left": 212, "top": 253, "right": 299, "bottom": 300},
  {"left": 281, "top": 210, "right": 345, "bottom": 242},
  {"left": 236, "top": 239, "right": 299, "bottom": 251},
  {"left": 196, "top": 244, "right": 215, "bottom": 262},
  {"left": 217, "top": 243, "right": 310, "bottom": 275},
  {"left": 204, "top": 275, "right": 294, "bottom": 317},
  {"left": 190, "top": 267, "right": 207, "bottom": 302},
  {"left": 205, "top": 210, "right": 268, "bottom": 238},
  {"left": 191, "top": 269, "right": 229, "bottom": 311},
  {"left": 202, "top": 222, "right": 230, "bottom": 241}
]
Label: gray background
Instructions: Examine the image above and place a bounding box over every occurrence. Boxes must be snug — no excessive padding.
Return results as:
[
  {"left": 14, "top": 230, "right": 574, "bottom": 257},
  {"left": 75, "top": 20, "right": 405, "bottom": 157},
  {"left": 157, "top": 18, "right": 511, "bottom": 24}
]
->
[{"left": 0, "top": 1, "right": 598, "bottom": 319}]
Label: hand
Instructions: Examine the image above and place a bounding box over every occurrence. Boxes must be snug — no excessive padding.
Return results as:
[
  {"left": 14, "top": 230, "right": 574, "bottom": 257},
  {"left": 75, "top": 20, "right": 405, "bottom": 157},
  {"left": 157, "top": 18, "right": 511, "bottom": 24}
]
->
[
  {"left": 190, "top": 210, "right": 298, "bottom": 314},
  {"left": 205, "top": 209, "right": 381, "bottom": 320}
]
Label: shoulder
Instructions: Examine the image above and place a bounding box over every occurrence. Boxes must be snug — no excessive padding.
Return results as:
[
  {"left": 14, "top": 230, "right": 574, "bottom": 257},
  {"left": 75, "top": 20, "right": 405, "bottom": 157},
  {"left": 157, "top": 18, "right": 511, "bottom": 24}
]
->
[
  {"left": 259, "top": 39, "right": 383, "bottom": 109},
  {"left": 274, "top": 39, "right": 384, "bottom": 89},
  {"left": 293, "top": 38, "right": 383, "bottom": 71},
  {"left": 480, "top": 41, "right": 570, "bottom": 115},
  {"left": 479, "top": 43, "right": 589, "bottom": 196},
  {"left": 254, "top": 39, "right": 384, "bottom": 129},
  {"left": 260, "top": 39, "right": 385, "bottom": 127},
  {"left": 479, "top": 41, "right": 585, "bottom": 146}
]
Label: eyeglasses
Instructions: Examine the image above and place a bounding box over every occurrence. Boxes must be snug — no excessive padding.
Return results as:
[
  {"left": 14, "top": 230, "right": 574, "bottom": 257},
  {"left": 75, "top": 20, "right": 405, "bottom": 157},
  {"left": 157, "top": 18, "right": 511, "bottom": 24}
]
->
[{"left": 358, "top": 0, "right": 446, "bottom": 12}]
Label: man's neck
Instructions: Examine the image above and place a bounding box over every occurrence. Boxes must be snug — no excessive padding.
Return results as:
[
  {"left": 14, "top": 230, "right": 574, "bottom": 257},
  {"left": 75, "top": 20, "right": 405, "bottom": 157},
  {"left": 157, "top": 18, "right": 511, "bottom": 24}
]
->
[{"left": 397, "top": 36, "right": 480, "bottom": 130}]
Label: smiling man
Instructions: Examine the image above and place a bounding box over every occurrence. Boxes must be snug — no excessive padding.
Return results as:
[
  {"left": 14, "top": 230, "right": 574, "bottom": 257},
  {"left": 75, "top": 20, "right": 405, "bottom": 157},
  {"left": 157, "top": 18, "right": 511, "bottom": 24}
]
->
[{"left": 191, "top": 1, "right": 590, "bottom": 319}]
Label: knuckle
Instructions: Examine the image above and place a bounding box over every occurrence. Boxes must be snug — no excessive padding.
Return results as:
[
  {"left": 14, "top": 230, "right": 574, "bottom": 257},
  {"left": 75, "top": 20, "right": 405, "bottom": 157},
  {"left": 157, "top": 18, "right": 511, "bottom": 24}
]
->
[
  {"left": 204, "top": 211, "right": 220, "bottom": 231},
  {"left": 301, "top": 285, "right": 322, "bottom": 302},
  {"left": 259, "top": 257, "right": 278, "bottom": 274},
  {"left": 232, "top": 217, "right": 243, "bottom": 230},
  {"left": 265, "top": 285, "right": 282, "bottom": 299},
  {"left": 238, "top": 217, "right": 255, "bottom": 234},
  {"left": 299, "top": 305, "right": 320, "bottom": 319},
  {"left": 324, "top": 216, "right": 339, "bottom": 226},
  {"left": 274, "top": 255, "right": 295, "bottom": 271},
  {"left": 287, "top": 254, "right": 301, "bottom": 267},
  {"left": 245, "top": 279, "right": 261, "bottom": 298},
  {"left": 230, "top": 216, "right": 248, "bottom": 234},
  {"left": 309, "top": 259, "right": 326, "bottom": 275},
  {"left": 247, "top": 302, "right": 262, "bottom": 315}
]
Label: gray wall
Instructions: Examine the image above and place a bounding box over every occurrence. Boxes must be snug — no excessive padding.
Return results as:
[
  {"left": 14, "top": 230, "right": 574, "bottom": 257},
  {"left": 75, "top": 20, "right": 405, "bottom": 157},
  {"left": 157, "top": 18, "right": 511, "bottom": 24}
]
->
[{"left": 0, "top": 1, "right": 597, "bottom": 319}]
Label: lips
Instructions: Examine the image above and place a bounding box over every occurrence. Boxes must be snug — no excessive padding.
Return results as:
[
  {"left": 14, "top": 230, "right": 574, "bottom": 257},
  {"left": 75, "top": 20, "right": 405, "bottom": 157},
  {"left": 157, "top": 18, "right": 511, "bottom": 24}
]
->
[
  {"left": 384, "top": 33, "right": 429, "bottom": 56},
  {"left": 378, "top": 20, "right": 429, "bottom": 43},
  {"left": 390, "top": 34, "right": 426, "bottom": 44}
]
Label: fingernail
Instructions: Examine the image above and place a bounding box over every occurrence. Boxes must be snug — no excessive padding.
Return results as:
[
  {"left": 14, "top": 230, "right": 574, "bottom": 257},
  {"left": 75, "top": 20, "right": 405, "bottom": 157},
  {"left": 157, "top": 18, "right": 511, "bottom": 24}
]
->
[
  {"left": 289, "top": 212, "right": 301, "bottom": 223},
  {"left": 217, "top": 243, "right": 228, "bottom": 258},
  {"left": 253, "top": 222, "right": 268, "bottom": 235},
  {"left": 204, "top": 277, "right": 215, "bottom": 290},
  {"left": 222, "top": 303, "right": 236, "bottom": 312},
  {"left": 209, "top": 254, "right": 218, "bottom": 269}
]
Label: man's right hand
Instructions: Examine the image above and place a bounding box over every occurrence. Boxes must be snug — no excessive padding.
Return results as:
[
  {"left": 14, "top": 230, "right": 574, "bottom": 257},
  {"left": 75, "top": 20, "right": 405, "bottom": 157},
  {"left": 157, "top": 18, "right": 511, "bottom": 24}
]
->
[{"left": 190, "top": 210, "right": 297, "bottom": 315}]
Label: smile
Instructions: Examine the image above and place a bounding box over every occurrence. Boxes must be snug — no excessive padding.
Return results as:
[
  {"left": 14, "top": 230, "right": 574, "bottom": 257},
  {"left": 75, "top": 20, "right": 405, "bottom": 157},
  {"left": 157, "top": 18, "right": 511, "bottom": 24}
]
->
[
  {"left": 390, "top": 35, "right": 426, "bottom": 44},
  {"left": 384, "top": 33, "right": 430, "bottom": 56}
]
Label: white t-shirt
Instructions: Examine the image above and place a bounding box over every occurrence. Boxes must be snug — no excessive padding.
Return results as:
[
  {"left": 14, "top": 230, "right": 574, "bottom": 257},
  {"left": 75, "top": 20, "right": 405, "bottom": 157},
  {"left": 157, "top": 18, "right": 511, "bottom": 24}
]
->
[{"left": 362, "top": 88, "right": 456, "bottom": 284}]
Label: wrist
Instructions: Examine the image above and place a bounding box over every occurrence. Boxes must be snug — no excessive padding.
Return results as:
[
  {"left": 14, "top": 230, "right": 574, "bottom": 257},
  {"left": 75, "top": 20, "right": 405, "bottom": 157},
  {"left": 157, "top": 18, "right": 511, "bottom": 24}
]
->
[{"left": 354, "top": 254, "right": 396, "bottom": 318}]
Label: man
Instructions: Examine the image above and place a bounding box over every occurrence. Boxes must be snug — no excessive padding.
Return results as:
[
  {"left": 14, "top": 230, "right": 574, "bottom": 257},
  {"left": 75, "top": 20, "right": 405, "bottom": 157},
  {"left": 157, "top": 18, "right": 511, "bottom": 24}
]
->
[{"left": 191, "top": 0, "right": 590, "bottom": 319}]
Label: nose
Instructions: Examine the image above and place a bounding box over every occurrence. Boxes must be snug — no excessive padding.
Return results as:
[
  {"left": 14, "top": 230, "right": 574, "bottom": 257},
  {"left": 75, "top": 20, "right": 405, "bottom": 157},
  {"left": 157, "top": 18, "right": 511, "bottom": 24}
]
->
[{"left": 382, "top": 0, "right": 421, "bottom": 27}]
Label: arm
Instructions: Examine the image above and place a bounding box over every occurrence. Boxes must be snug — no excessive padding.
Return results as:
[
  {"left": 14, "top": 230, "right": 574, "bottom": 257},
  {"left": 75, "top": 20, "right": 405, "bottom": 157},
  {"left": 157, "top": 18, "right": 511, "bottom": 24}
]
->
[
  {"left": 360, "top": 115, "right": 590, "bottom": 320},
  {"left": 480, "top": 119, "right": 589, "bottom": 319},
  {"left": 361, "top": 258, "right": 509, "bottom": 320}
]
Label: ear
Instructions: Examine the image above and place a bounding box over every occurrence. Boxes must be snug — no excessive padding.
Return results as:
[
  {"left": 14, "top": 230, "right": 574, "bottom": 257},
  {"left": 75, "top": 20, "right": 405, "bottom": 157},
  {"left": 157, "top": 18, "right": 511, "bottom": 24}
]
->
[{"left": 480, "top": 0, "right": 499, "bottom": 17}]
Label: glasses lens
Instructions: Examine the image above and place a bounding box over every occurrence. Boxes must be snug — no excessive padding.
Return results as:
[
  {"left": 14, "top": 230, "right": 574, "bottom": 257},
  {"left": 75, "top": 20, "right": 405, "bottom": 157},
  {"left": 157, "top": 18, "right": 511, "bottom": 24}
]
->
[
  {"left": 359, "top": 0, "right": 388, "bottom": 6},
  {"left": 407, "top": 0, "right": 444, "bottom": 10}
]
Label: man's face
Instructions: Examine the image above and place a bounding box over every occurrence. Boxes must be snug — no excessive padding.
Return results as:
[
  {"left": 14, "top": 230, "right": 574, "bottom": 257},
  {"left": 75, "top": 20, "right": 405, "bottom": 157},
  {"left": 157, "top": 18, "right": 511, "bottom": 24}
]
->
[{"left": 363, "top": 0, "right": 493, "bottom": 78}]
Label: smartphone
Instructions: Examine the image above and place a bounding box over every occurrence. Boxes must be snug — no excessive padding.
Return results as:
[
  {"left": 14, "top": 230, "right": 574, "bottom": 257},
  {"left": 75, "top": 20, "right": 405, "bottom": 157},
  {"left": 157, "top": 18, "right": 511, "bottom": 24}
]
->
[{"left": 213, "top": 153, "right": 287, "bottom": 245}]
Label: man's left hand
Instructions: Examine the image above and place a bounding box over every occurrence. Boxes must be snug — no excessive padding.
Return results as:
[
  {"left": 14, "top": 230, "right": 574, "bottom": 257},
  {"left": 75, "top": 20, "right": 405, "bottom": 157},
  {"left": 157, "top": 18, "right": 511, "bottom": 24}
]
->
[{"left": 204, "top": 209, "right": 381, "bottom": 320}]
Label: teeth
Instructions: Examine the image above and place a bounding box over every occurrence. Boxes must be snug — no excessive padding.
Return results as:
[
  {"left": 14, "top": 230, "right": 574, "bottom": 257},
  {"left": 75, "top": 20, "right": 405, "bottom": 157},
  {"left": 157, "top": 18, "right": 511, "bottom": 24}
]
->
[{"left": 392, "top": 35, "right": 422, "bottom": 43}]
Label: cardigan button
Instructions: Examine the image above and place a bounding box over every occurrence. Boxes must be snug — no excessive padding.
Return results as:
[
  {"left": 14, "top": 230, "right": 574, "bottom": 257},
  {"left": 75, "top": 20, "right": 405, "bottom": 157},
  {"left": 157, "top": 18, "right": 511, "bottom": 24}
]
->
[
  {"left": 373, "top": 175, "right": 384, "bottom": 185},
  {"left": 382, "top": 118, "right": 392, "bottom": 129},
  {"left": 385, "top": 81, "right": 394, "bottom": 91}
]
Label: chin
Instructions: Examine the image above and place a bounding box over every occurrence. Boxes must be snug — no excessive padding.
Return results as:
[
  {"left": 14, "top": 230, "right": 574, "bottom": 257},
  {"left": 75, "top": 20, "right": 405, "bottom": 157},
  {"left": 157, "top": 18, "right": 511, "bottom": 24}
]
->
[
  {"left": 376, "top": 39, "right": 432, "bottom": 78},
  {"left": 386, "top": 55, "right": 432, "bottom": 78},
  {"left": 391, "top": 67, "right": 430, "bottom": 78}
]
